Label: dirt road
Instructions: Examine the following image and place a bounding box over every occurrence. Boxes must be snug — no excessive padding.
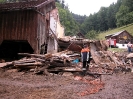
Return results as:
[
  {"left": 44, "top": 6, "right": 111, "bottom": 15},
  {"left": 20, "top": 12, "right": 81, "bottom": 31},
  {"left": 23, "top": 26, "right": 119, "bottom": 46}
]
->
[{"left": 0, "top": 68, "right": 133, "bottom": 99}]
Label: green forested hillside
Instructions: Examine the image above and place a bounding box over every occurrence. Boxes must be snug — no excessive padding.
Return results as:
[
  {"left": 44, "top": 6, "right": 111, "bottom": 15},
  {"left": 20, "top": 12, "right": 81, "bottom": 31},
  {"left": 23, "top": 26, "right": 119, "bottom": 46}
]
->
[
  {"left": 56, "top": 0, "right": 133, "bottom": 39},
  {"left": 97, "top": 23, "right": 133, "bottom": 40}
]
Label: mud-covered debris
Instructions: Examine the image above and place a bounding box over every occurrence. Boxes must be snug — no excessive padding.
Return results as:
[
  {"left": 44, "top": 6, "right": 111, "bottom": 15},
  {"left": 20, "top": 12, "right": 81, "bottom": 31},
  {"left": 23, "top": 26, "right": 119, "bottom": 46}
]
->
[{"left": 0, "top": 40, "right": 132, "bottom": 75}]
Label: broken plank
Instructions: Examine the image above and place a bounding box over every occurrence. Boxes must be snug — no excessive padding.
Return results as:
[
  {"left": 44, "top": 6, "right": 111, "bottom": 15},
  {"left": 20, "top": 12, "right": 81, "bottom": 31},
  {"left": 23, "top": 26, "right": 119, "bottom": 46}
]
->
[
  {"left": 0, "top": 62, "right": 13, "bottom": 68},
  {"left": 90, "top": 43, "right": 101, "bottom": 64},
  {"left": 13, "top": 59, "right": 36, "bottom": 64},
  {"left": 14, "top": 62, "right": 44, "bottom": 67},
  {"left": 18, "top": 53, "right": 52, "bottom": 59}
]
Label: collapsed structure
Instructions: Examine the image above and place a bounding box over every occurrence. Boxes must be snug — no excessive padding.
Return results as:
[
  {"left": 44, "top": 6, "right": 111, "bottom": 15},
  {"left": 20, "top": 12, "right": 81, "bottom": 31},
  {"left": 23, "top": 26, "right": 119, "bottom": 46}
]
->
[
  {"left": 0, "top": 37, "right": 132, "bottom": 76},
  {"left": 0, "top": 0, "right": 132, "bottom": 76}
]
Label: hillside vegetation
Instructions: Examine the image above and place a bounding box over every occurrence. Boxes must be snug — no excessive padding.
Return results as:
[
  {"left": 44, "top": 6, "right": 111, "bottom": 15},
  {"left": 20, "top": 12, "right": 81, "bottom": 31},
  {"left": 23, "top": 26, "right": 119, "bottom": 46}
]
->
[
  {"left": 55, "top": 0, "right": 133, "bottom": 39},
  {"left": 97, "top": 23, "right": 133, "bottom": 40}
]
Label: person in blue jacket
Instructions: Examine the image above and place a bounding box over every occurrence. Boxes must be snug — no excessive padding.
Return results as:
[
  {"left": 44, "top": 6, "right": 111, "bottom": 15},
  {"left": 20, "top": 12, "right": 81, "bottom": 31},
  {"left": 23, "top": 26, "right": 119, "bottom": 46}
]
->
[{"left": 127, "top": 42, "right": 132, "bottom": 53}]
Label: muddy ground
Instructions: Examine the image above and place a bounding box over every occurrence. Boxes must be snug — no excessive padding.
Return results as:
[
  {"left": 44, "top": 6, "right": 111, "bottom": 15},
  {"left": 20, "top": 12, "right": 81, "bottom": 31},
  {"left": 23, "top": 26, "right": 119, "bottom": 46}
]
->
[{"left": 0, "top": 67, "right": 133, "bottom": 99}]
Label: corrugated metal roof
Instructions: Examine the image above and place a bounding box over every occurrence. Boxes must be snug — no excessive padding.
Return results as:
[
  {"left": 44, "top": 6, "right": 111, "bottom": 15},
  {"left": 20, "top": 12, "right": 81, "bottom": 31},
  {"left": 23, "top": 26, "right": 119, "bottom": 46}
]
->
[
  {"left": 105, "top": 30, "right": 125, "bottom": 37},
  {"left": 105, "top": 34, "right": 113, "bottom": 37},
  {"left": 112, "top": 30, "right": 125, "bottom": 36},
  {"left": 0, "top": 0, "right": 55, "bottom": 11}
]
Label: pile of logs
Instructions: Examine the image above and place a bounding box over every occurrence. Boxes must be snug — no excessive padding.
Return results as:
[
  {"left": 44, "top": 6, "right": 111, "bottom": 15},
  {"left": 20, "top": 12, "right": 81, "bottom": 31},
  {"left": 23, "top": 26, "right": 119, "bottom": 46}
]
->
[
  {"left": 0, "top": 40, "right": 132, "bottom": 75},
  {"left": 0, "top": 50, "right": 82, "bottom": 75}
]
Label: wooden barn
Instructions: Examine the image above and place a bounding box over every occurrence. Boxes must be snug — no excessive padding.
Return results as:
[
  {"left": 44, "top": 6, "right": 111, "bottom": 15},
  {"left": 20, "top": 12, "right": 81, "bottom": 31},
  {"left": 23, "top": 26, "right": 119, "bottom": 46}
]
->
[
  {"left": 105, "top": 30, "right": 133, "bottom": 44},
  {"left": 0, "top": 0, "right": 56, "bottom": 58}
]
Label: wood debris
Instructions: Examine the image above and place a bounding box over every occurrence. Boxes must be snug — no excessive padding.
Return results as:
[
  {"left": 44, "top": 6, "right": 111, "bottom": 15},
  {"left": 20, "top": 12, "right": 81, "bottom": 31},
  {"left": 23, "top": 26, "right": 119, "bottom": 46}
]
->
[{"left": 0, "top": 39, "right": 132, "bottom": 76}]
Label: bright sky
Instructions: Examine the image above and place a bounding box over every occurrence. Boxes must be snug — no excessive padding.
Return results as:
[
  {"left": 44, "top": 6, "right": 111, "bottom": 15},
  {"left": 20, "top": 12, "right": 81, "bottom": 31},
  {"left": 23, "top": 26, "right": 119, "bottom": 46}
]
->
[{"left": 65, "top": 0, "right": 118, "bottom": 16}]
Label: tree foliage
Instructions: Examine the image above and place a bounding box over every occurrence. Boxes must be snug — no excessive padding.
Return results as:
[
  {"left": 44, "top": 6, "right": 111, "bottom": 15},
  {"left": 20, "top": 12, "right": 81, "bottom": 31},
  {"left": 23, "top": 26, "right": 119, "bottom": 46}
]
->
[
  {"left": 116, "top": 0, "right": 133, "bottom": 27},
  {"left": 77, "top": 0, "right": 133, "bottom": 38},
  {"left": 56, "top": 2, "right": 79, "bottom": 36},
  {"left": 116, "top": 5, "right": 129, "bottom": 26},
  {"left": 85, "top": 30, "right": 98, "bottom": 40},
  {"left": 55, "top": 0, "right": 120, "bottom": 38}
]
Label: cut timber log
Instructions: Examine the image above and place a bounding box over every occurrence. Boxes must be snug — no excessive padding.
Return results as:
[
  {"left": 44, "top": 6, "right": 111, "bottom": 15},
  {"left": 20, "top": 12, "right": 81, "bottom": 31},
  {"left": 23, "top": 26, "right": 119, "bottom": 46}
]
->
[
  {"left": 18, "top": 53, "right": 52, "bottom": 59},
  {"left": 63, "top": 67, "right": 82, "bottom": 72},
  {"left": 67, "top": 54, "right": 80, "bottom": 57},
  {"left": 33, "top": 58, "right": 46, "bottom": 62},
  {"left": 13, "top": 59, "right": 36, "bottom": 64},
  {"left": 52, "top": 50, "right": 74, "bottom": 62},
  {"left": 0, "top": 62, "right": 12, "bottom": 68},
  {"left": 14, "top": 62, "right": 44, "bottom": 67}
]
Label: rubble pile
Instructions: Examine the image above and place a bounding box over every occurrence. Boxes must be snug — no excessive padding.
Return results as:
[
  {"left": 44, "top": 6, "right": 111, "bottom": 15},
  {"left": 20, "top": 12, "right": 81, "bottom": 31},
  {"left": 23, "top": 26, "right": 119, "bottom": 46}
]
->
[
  {"left": 0, "top": 38, "right": 133, "bottom": 97},
  {"left": 0, "top": 39, "right": 132, "bottom": 76}
]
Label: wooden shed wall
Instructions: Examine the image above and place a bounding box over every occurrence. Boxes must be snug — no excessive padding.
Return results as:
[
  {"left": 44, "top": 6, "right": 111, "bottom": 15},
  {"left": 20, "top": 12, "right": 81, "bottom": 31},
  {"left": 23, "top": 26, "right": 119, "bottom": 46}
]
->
[
  {"left": 0, "top": 10, "right": 38, "bottom": 53},
  {"left": 111, "top": 31, "right": 133, "bottom": 43},
  {"left": 0, "top": 1, "right": 55, "bottom": 54},
  {"left": 37, "top": 13, "right": 47, "bottom": 53},
  {"left": 36, "top": 4, "right": 55, "bottom": 54},
  {"left": 37, "top": 5, "right": 49, "bottom": 52}
]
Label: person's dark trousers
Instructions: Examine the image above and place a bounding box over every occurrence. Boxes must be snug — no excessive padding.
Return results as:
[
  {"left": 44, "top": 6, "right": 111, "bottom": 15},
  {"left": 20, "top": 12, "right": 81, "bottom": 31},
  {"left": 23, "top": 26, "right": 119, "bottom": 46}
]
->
[
  {"left": 83, "top": 61, "right": 87, "bottom": 69},
  {"left": 82, "top": 61, "right": 88, "bottom": 75},
  {"left": 87, "top": 59, "right": 91, "bottom": 70},
  {"left": 128, "top": 47, "right": 131, "bottom": 53}
]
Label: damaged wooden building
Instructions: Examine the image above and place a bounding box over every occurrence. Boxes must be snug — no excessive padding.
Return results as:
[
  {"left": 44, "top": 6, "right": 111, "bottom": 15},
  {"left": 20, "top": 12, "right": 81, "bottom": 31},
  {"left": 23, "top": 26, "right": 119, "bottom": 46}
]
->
[
  {"left": 0, "top": 0, "right": 64, "bottom": 59},
  {"left": 105, "top": 30, "right": 133, "bottom": 44}
]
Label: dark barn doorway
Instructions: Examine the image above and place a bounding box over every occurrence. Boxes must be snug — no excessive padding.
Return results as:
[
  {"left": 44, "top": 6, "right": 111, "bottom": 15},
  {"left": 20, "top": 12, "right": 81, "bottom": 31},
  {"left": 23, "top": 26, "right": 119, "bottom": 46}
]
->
[{"left": 0, "top": 40, "right": 34, "bottom": 60}]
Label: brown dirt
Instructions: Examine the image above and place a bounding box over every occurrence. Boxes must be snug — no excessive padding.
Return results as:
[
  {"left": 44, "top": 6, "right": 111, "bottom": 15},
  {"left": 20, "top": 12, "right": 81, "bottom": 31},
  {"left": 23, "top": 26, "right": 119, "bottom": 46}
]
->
[{"left": 0, "top": 68, "right": 133, "bottom": 99}]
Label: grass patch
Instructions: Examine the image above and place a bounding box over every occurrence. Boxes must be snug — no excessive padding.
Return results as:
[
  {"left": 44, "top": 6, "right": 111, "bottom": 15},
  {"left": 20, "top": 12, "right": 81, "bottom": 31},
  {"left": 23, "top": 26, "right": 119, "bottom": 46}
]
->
[
  {"left": 97, "top": 23, "right": 133, "bottom": 40},
  {"left": 108, "top": 48, "right": 127, "bottom": 52}
]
